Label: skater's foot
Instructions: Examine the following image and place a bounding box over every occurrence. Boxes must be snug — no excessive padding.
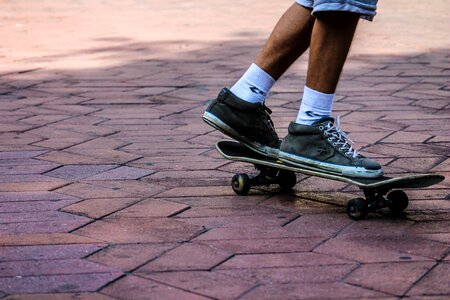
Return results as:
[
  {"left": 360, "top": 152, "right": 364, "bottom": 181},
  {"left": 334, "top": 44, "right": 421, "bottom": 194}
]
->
[
  {"left": 203, "top": 88, "right": 280, "bottom": 157},
  {"left": 279, "top": 117, "right": 383, "bottom": 178}
]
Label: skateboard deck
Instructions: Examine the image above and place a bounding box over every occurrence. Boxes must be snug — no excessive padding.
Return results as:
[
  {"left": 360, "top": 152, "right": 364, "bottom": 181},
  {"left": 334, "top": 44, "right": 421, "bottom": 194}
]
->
[{"left": 216, "top": 140, "right": 445, "bottom": 220}]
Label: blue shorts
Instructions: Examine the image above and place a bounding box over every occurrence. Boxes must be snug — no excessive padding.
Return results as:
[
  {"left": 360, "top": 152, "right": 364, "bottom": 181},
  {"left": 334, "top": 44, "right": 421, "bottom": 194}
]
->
[{"left": 296, "top": 0, "right": 378, "bottom": 21}]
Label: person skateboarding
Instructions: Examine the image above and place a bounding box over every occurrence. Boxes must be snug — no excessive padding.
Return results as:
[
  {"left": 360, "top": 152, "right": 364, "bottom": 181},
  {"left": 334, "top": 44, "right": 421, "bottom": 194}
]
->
[{"left": 203, "top": 0, "right": 383, "bottom": 179}]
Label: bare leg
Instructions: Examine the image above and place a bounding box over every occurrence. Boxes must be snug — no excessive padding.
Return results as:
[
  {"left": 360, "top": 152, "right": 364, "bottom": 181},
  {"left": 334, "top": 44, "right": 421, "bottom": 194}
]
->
[
  {"left": 255, "top": 4, "right": 315, "bottom": 80},
  {"left": 306, "top": 12, "right": 360, "bottom": 93}
]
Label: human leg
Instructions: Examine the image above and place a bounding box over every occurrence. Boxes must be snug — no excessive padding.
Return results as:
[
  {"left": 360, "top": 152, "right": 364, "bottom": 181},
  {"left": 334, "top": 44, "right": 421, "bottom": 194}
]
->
[
  {"left": 230, "top": 3, "right": 314, "bottom": 104},
  {"left": 296, "top": 11, "right": 359, "bottom": 125},
  {"left": 203, "top": 2, "right": 315, "bottom": 156},
  {"left": 278, "top": 10, "right": 383, "bottom": 178}
]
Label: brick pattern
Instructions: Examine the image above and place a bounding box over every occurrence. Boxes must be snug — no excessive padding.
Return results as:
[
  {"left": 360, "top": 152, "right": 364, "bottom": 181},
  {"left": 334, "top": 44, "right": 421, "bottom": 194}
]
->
[{"left": 0, "top": 0, "right": 449, "bottom": 299}]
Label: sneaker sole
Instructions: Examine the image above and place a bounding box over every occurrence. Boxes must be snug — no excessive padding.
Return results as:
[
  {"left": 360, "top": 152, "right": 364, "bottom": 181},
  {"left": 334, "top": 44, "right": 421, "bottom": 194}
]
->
[
  {"left": 278, "top": 150, "right": 384, "bottom": 179},
  {"left": 203, "top": 111, "right": 279, "bottom": 158}
]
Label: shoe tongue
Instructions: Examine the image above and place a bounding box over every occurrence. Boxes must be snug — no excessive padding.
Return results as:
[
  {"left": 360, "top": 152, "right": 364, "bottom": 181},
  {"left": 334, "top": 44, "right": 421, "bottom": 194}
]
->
[{"left": 312, "top": 116, "right": 335, "bottom": 127}]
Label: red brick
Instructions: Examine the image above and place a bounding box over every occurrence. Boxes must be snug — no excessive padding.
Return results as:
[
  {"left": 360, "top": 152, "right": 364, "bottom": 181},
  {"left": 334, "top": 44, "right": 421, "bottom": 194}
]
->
[
  {"left": 108, "top": 199, "right": 189, "bottom": 218},
  {"left": 0, "top": 191, "right": 77, "bottom": 202},
  {"left": 3, "top": 293, "right": 115, "bottom": 300},
  {"left": 178, "top": 214, "right": 298, "bottom": 229},
  {"left": 45, "top": 164, "right": 118, "bottom": 180},
  {"left": 137, "top": 242, "right": 232, "bottom": 272},
  {"left": 0, "top": 244, "right": 105, "bottom": 261},
  {"left": 0, "top": 272, "right": 121, "bottom": 294},
  {"left": 346, "top": 262, "right": 434, "bottom": 296},
  {"left": 216, "top": 252, "right": 351, "bottom": 270},
  {"left": 85, "top": 166, "right": 154, "bottom": 180},
  {"left": 200, "top": 237, "right": 326, "bottom": 254},
  {"left": 75, "top": 218, "right": 204, "bottom": 243},
  {"left": 0, "top": 164, "right": 59, "bottom": 175},
  {"left": 62, "top": 197, "right": 142, "bottom": 219},
  {"left": 0, "top": 233, "right": 101, "bottom": 246},
  {"left": 143, "top": 271, "right": 256, "bottom": 299},
  {"left": 315, "top": 237, "right": 433, "bottom": 263},
  {"left": 217, "top": 264, "right": 356, "bottom": 284},
  {"left": 407, "top": 263, "right": 450, "bottom": 296},
  {"left": 101, "top": 275, "right": 209, "bottom": 300},
  {"left": 240, "top": 282, "right": 387, "bottom": 299},
  {"left": 0, "top": 259, "right": 116, "bottom": 277},
  {"left": 157, "top": 186, "right": 238, "bottom": 198},
  {"left": 88, "top": 243, "right": 176, "bottom": 272}
]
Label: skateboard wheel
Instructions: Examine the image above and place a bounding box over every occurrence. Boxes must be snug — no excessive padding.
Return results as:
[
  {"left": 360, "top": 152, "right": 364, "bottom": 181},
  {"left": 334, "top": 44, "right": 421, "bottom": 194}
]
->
[
  {"left": 278, "top": 170, "right": 297, "bottom": 191},
  {"left": 387, "top": 190, "right": 409, "bottom": 215},
  {"left": 347, "top": 198, "right": 368, "bottom": 220},
  {"left": 231, "top": 173, "right": 251, "bottom": 195}
]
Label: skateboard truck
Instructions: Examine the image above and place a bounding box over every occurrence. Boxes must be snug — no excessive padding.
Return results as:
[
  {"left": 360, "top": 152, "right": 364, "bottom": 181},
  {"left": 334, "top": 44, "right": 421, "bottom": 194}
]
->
[{"left": 347, "top": 188, "right": 409, "bottom": 220}]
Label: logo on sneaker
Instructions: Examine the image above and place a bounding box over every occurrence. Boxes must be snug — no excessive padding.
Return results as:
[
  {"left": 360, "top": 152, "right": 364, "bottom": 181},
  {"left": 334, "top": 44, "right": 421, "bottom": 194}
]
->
[
  {"left": 249, "top": 86, "right": 267, "bottom": 96},
  {"left": 305, "top": 111, "right": 325, "bottom": 118}
]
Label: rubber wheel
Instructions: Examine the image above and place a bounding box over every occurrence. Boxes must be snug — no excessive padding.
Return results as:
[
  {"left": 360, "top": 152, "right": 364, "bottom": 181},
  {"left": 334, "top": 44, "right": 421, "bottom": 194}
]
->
[
  {"left": 387, "top": 190, "right": 409, "bottom": 215},
  {"left": 347, "top": 198, "right": 369, "bottom": 220},
  {"left": 278, "top": 170, "right": 297, "bottom": 191},
  {"left": 231, "top": 173, "right": 251, "bottom": 195}
]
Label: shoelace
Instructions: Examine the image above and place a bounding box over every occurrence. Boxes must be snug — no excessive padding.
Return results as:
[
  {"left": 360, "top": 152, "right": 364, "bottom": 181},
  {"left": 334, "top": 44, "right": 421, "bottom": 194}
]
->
[
  {"left": 260, "top": 104, "right": 277, "bottom": 137},
  {"left": 321, "top": 116, "right": 359, "bottom": 158}
]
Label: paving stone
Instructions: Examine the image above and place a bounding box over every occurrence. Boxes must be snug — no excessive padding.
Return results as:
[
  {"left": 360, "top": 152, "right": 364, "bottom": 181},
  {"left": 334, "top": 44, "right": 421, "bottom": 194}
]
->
[
  {"left": 137, "top": 242, "right": 232, "bottom": 273},
  {"left": 45, "top": 164, "right": 118, "bottom": 180},
  {"left": 75, "top": 218, "right": 204, "bottom": 244},
  {"left": 36, "top": 151, "right": 110, "bottom": 165},
  {"left": 0, "top": 244, "right": 105, "bottom": 261},
  {"left": 101, "top": 275, "right": 210, "bottom": 300},
  {"left": 0, "top": 181, "right": 69, "bottom": 192},
  {"left": 0, "top": 199, "right": 81, "bottom": 213},
  {"left": 156, "top": 186, "right": 240, "bottom": 198},
  {"left": 142, "top": 271, "right": 256, "bottom": 300},
  {"left": 346, "top": 262, "right": 435, "bottom": 296},
  {"left": 178, "top": 213, "right": 299, "bottom": 229},
  {"left": 32, "top": 137, "right": 95, "bottom": 151},
  {"left": 3, "top": 293, "right": 116, "bottom": 300},
  {"left": 0, "top": 191, "right": 78, "bottom": 202},
  {"left": 315, "top": 236, "right": 433, "bottom": 263},
  {"left": 0, "top": 217, "right": 90, "bottom": 234},
  {"left": 87, "top": 243, "right": 176, "bottom": 272},
  {"left": 0, "top": 259, "right": 117, "bottom": 277},
  {"left": 240, "top": 282, "right": 388, "bottom": 299},
  {"left": 217, "top": 264, "right": 357, "bottom": 284},
  {"left": 284, "top": 213, "right": 353, "bottom": 238},
  {"left": 216, "top": 252, "right": 351, "bottom": 270},
  {"left": 61, "top": 197, "right": 143, "bottom": 219},
  {"left": 0, "top": 164, "right": 60, "bottom": 175},
  {"left": 200, "top": 237, "right": 326, "bottom": 254},
  {"left": 0, "top": 272, "right": 121, "bottom": 294},
  {"left": 0, "top": 233, "right": 101, "bottom": 247},
  {"left": 81, "top": 180, "right": 168, "bottom": 198},
  {"left": 407, "top": 263, "right": 450, "bottom": 296},
  {"left": 0, "top": 151, "right": 47, "bottom": 160},
  {"left": 85, "top": 166, "right": 154, "bottom": 180},
  {"left": 108, "top": 199, "right": 189, "bottom": 218},
  {"left": 3, "top": 211, "right": 88, "bottom": 227}
]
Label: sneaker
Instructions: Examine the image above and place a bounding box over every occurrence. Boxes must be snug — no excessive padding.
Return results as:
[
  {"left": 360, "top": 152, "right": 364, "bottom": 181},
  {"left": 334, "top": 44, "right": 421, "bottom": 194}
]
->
[
  {"left": 278, "top": 117, "right": 383, "bottom": 178},
  {"left": 203, "top": 88, "right": 280, "bottom": 157}
]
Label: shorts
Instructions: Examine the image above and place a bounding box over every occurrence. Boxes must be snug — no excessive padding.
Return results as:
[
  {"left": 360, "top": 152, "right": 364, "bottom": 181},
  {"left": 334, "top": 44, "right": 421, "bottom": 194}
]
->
[{"left": 296, "top": 0, "right": 378, "bottom": 21}]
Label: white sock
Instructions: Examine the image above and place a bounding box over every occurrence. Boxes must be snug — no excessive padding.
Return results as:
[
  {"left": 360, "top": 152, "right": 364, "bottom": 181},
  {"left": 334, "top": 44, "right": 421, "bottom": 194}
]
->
[
  {"left": 230, "top": 63, "right": 275, "bottom": 104},
  {"left": 296, "top": 86, "right": 335, "bottom": 125}
]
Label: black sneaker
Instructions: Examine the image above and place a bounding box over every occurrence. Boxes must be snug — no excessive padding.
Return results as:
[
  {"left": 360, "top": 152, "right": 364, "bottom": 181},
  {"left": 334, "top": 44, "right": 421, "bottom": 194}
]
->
[
  {"left": 203, "top": 88, "right": 280, "bottom": 157},
  {"left": 278, "top": 117, "right": 383, "bottom": 178}
]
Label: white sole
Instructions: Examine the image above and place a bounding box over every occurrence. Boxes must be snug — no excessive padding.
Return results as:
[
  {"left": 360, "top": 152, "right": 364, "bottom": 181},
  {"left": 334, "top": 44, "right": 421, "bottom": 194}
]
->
[{"left": 278, "top": 150, "right": 384, "bottom": 179}]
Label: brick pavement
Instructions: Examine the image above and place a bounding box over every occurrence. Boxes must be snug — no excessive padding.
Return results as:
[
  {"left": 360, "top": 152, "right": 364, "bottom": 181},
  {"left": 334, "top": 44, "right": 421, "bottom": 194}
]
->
[{"left": 0, "top": 0, "right": 449, "bottom": 299}]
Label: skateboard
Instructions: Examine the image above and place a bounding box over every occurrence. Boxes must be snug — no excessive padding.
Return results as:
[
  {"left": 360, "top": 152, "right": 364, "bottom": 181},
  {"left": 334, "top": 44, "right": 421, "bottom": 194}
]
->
[{"left": 216, "top": 140, "right": 445, "bottom": 220}]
